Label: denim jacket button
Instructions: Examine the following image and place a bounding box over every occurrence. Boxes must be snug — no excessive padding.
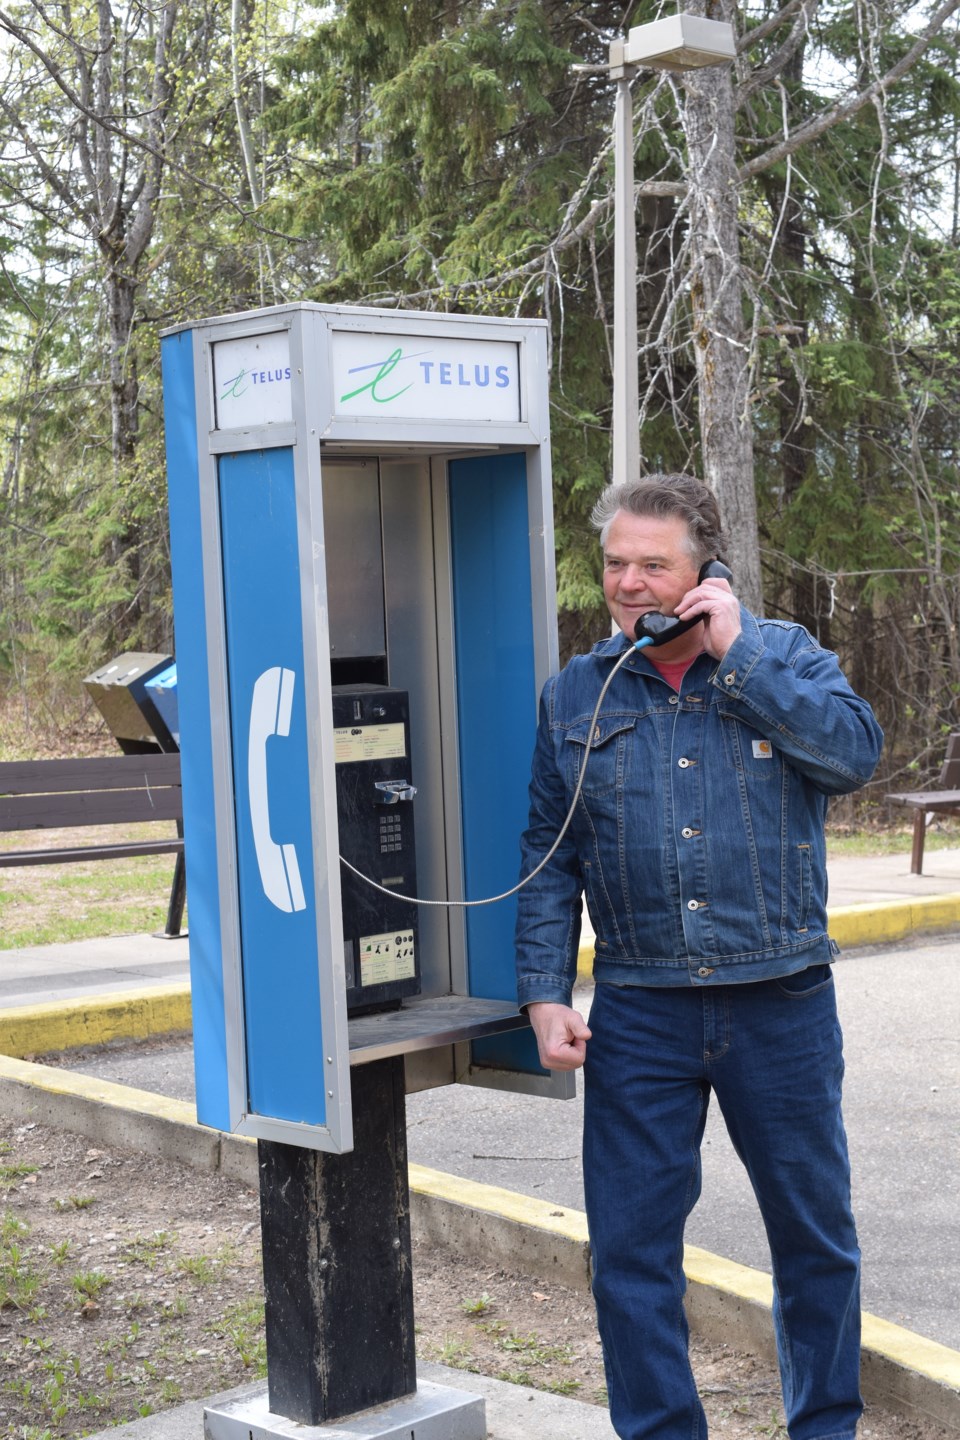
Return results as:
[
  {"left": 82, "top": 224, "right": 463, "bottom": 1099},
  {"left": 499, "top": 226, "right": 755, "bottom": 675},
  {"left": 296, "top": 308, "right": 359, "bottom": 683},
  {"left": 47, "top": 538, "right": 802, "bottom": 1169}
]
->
[
  {"left": 678, "top": 757, "right": 692, "bottom": 768},
  {"left": 668, "top": 695, "right": 679, "bottom": 705},
  {"left": 681, "top": 827, "right": 697, "bottom": 838},
  {"left": 687, "top": 899, "right": 701, "bottom": 910},
  {"left": 723, "top": 671, "right": 736, "bottom": 685},
  {"left": 697, "top": 966, "right": 714, "bottom": 978}
]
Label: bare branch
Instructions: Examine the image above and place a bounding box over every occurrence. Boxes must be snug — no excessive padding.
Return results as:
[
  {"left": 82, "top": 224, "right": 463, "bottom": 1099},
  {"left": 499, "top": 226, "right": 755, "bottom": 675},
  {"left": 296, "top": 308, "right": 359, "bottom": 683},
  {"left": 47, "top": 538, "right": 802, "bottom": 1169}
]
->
[
  {"left": 737, "top": 0, "right": 820, "bottom": 106},
  {"left": 0, "top": 93, "right": 96, "bottom": 238},
  {"left": 741, "top": 0, "right": 960, "bottom": 180},
  {"left": 738, "top": 0, "right": 807, "bottom": 51},
  {"left": 0, "top": 2, "right": 290, "bottom": 240}
]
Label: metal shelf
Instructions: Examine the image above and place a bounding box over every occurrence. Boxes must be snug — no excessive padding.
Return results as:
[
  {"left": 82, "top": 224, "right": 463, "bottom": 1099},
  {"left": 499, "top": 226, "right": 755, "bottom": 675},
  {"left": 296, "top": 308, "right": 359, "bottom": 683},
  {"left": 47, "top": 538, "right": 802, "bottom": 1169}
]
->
[{"left": 348, "top": 994, "right": 527, "bottom": 1065}]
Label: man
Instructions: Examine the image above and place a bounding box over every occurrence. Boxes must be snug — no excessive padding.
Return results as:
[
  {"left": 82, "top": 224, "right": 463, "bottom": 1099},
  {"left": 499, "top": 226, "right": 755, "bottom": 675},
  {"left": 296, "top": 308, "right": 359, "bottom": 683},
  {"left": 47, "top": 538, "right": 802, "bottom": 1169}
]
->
[{"left": 515, "top": 473, "right": 883, "bottom": 1440}]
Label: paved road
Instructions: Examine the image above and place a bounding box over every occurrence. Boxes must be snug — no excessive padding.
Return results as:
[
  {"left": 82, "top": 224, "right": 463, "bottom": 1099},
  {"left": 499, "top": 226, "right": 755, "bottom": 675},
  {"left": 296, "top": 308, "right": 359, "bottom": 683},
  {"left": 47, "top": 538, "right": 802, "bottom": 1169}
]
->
[
  {"left": 405, "top": 936, "right": 960, "bottom": 1349},
  {"left": 57, "top": 933, "right": 960, "bottom": 1352}
]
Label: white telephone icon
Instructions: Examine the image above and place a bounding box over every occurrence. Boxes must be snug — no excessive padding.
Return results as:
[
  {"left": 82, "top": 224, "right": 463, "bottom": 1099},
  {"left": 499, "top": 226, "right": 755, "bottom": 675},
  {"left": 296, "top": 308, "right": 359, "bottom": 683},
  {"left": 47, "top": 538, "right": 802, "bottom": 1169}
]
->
[{"left": 248, "top": 667, "right": 307, "bottom": 913}]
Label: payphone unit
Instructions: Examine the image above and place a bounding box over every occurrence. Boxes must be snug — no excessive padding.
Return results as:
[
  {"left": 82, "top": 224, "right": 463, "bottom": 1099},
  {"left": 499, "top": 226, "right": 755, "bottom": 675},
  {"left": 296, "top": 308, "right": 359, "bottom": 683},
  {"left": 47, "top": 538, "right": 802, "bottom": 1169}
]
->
[{"left": 161, "top": 301, "right": 566, "bottom": 1159}]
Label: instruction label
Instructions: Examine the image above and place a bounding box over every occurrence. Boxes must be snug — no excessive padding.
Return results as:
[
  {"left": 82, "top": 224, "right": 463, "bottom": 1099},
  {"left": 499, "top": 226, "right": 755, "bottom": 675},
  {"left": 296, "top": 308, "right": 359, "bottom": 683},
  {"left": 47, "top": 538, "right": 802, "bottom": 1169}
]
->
[
  {"left": 359, "top": 930, "right": 416, "bottom": 987},
  {"left": 334, "top": 723, "right": 406, "bottom": 764}
]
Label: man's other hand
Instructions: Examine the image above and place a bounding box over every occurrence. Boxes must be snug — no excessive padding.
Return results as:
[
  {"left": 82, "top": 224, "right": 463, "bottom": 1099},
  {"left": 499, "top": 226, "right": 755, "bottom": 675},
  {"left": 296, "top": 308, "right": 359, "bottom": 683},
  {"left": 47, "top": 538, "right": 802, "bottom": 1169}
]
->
[{"left": 525, "top": 1001, "right": 592, "bottom": 1071}]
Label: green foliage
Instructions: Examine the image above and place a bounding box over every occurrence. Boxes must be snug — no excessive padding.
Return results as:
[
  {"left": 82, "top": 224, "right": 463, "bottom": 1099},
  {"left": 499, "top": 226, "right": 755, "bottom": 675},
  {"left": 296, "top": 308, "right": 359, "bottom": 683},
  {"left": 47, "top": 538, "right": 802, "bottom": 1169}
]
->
[
  {"left": 264, "top": 1, "right": 628, "bottom": 647},
  {"left": 270, "top": 1, "right": 580, "bottom": 280}
]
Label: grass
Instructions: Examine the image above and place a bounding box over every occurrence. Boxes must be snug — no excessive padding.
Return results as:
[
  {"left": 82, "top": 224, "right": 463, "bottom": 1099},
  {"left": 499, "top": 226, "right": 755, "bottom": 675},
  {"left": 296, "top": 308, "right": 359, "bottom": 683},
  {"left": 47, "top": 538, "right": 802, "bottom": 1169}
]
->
[
  {"left": 483, "top": 1326, "right": 576, "bottom": 1367},
  {"left": 71, "top": 1269, "right": 111, "bottom": 1304},
  {"left": 0, "top": 1182, "right": 267, "bottom": 1434},
  {"left": 122, "top": 1232, "right": 175, "bottom": 1268},
  {"left": 0, "top": 1162, "right": 40, "bottom": 1186},
  {"left": 178, "top": 1243, "right": 238, "bottom": 1286},
  {"left": 460, "top": 1291, "right": 494, "bottom": 1316},
  {"left": 0, "top": 823, "right": 183, "bottom": 948},
  {"left": 210, "top": 1296, "right": 267, "bottom": 1370},
  {"left": 0, "top": 1211, "right": 43, "bottom": 1316},
  {"left": 825, "top": 822, "right": 959, "bottom": 857}
]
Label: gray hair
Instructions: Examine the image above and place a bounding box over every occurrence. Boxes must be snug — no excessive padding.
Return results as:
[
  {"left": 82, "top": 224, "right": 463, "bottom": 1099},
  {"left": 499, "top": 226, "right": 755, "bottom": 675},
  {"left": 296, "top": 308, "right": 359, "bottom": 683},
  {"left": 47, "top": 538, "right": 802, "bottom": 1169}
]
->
[{"left": 590, "top": 473, "right": 727, "bottom": 565}]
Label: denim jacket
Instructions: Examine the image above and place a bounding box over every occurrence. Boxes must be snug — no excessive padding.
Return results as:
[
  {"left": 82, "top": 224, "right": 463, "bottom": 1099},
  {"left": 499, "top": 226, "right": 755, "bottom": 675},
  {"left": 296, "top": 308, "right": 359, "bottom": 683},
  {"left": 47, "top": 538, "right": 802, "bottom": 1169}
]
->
[{"left": 515, "top": 607, "right": 883, "bottom": 1006}]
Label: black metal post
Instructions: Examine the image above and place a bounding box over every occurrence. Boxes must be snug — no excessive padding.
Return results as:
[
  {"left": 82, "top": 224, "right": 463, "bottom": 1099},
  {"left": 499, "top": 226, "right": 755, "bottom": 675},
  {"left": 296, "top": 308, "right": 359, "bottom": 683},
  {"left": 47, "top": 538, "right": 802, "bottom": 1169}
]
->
[
  {"left": 160, "top": 825, "right": 187, "bottom": 938},
  {"left": 257, "top": 1055, "right": 416, "bottom": 1425}
]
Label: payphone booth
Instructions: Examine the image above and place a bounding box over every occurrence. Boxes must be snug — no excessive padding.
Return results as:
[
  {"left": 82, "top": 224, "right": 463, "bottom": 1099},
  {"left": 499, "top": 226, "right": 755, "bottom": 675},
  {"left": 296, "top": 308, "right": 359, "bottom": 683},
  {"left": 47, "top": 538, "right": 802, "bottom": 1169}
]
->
[{"left": 161, "top": 302, "right": 567, "bottom": 1438}]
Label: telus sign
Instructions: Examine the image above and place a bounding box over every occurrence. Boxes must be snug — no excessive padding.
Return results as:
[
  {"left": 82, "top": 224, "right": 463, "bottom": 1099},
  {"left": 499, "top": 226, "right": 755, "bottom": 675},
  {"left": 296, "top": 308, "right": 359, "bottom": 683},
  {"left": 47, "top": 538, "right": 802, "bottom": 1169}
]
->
[
  {"left": 331, "top": 331, "right": 521, "bottom": 423},
  {"left": 213, "top": 332, "right": 295, "bottom": 429},
  {"left": 212, "top": 327, "right": 522, "bottom": 431}
]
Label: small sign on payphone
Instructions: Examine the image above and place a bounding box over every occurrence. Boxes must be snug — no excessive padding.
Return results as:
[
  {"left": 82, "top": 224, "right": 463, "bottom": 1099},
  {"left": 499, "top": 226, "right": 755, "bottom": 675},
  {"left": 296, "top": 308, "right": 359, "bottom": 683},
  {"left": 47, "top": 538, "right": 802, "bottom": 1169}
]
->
[
  {"left": 359, "top": 930, "right": 416, "bottom": 988},
  {"left": 334, "top": 723, "right": 406, "bottom": 764}
]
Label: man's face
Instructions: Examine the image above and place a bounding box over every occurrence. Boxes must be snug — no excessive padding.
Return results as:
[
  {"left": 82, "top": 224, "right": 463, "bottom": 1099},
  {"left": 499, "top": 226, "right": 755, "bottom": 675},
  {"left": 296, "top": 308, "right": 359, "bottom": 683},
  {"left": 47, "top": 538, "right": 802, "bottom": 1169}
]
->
[{"left": 602, "top": 510, "right": 701, "bottom": 641}]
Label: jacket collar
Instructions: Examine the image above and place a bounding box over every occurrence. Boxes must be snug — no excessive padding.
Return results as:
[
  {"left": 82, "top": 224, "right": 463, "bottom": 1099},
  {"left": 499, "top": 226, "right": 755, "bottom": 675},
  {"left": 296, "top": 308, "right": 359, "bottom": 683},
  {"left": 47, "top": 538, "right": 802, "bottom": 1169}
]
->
[{"left": 591, "top": 631, "right": 631, "bottom": 659}]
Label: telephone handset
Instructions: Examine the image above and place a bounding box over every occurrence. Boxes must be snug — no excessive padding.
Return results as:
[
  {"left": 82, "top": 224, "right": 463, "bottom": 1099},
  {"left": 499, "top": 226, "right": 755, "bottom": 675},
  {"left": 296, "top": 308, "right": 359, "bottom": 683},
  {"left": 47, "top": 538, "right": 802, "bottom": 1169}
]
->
[
  {"left": 633, "top": 559, "right": 733, "bottom": 647},
  {"left": 248, "top": 666, "right": 307, "bottom": 914}
]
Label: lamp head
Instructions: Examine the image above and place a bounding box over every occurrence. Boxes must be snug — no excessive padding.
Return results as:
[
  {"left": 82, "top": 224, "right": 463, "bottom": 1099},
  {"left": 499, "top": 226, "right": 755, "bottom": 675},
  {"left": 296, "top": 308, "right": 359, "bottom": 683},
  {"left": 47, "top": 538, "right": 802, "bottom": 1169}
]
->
[{"left": 619, "top": 14, "right": 736, "bottom": 73}]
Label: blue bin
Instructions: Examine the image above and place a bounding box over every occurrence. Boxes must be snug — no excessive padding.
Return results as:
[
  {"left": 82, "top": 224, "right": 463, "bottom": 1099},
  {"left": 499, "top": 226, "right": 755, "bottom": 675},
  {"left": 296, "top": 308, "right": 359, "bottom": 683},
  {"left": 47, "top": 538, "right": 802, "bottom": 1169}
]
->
[{"left": 144, "top": 662, "right": 180, "bottom": 750}]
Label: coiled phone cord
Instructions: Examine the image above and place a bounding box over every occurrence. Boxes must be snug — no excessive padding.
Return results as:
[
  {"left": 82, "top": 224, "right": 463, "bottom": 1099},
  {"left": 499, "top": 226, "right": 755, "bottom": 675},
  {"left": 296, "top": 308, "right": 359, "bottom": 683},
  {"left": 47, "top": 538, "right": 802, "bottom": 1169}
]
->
[{"left": 338, "top": 636, "right": 654, "bottom": 909}]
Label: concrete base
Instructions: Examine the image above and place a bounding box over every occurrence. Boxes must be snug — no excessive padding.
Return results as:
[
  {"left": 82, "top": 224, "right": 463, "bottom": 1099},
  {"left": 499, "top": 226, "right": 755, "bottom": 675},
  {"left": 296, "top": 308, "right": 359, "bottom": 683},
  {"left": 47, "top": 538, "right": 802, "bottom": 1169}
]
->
[{"left": 204, "top": 1380, "right": 485, "bottom": 1440}]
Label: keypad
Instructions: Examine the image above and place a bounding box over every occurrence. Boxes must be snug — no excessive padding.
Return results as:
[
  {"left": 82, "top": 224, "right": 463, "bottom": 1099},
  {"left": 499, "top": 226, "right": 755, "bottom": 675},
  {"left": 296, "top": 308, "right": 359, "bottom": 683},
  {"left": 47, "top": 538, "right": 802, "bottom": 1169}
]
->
[{"left": 378, "top": 814, "right": 403, "bottom": 853}]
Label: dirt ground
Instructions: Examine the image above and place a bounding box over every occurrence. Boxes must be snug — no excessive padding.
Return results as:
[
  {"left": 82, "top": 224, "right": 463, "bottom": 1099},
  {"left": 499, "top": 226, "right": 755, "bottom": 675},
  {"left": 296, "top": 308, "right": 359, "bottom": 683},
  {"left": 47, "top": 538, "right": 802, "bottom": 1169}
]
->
[{"left": 0, "top": 1118, "right": 953, "bottom": 1439}]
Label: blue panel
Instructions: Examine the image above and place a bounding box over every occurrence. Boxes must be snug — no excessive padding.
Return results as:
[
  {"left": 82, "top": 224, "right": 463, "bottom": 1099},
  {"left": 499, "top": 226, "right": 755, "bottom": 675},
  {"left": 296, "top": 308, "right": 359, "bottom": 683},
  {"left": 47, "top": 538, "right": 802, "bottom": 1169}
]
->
[
  {"left": 161, "top": 333, "right": 231, "bottom": 1130},
  {"left": 448, "top": 454, "right": 544, "bottom": 1074},
  {"left": 218, "top": 450, "right": 326, "bottom": 1127},
  {"left": 144, "top": 663, "right": 179, "bottom": 747}
]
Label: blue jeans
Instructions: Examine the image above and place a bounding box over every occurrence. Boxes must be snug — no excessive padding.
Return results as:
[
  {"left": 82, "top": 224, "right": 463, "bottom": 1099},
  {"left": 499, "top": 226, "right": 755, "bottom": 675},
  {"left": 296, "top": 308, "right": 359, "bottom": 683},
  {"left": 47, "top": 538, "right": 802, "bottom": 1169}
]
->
[{"left": 583, "top": 970, "right": 862, "bottom": 1440}]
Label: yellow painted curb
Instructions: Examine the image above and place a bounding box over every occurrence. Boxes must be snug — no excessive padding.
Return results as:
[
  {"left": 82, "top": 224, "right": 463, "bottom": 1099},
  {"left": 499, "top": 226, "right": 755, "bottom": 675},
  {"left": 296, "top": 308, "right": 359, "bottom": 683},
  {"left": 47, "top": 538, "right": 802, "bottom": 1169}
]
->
[
  {"left": 683, "top": 1243, "right": 773, "bottom": 1307},
  {"left": 1, "top": 891, "right": 956, "bottom": 1055},
  {"left": 0, "top": 1051, "right": 199, "bottom": 1125},
  {"left": 409, "top": 1163, "right": 589, "bottom": 1243},
  {"left": 828, "top": 895, "right": 960, "bottom": 949},
  {"left": 407, "top": 1167, "right": 960, "bottom": 1398},
  {"left": 861, "top": 1312, "right": 960, "bottom": 1392},
  {"left": 683, "top": 1243, "right": 960, "bottom": 1387},
  {"left": 576, "top": 894, "right": 960, "bottom": 980},
  {"left": 0, "top": 984, "right": 192, "bottom": 1058}
]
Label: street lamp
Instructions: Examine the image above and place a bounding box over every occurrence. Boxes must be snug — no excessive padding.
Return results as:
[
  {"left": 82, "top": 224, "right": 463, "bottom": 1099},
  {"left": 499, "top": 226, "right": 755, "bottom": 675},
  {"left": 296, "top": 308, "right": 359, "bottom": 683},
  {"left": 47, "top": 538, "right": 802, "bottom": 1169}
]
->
[{"left": 609, "top": 14, "right": 736, "bottom": 486}]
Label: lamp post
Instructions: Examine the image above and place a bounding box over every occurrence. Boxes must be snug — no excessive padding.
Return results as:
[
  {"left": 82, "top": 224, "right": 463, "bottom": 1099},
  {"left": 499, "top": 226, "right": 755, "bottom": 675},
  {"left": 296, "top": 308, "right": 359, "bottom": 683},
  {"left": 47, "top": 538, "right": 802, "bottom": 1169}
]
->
[{"left": 609, "top": 13, "right": 736, "bottom": 487}]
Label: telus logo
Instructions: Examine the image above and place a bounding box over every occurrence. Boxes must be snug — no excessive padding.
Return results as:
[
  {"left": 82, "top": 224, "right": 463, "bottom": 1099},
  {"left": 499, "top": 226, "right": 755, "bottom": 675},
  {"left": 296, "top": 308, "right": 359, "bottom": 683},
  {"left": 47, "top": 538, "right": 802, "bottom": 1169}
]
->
[
  {"left": 220, "top": 366, "right": 292, "bottom": 400},
  {"left": 340, "top": 348, "right": 512, "bottom": 405}
]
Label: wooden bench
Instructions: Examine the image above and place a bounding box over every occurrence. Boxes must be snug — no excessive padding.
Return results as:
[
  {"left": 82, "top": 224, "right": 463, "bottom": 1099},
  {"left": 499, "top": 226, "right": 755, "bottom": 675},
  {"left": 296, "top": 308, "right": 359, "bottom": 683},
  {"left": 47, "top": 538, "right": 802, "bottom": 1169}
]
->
[
  {"left": 886, "top": 733, "right": 960, "bottom": 875},
  {"left": 0, "top": 753, "right": 186, "bottom": 938}
]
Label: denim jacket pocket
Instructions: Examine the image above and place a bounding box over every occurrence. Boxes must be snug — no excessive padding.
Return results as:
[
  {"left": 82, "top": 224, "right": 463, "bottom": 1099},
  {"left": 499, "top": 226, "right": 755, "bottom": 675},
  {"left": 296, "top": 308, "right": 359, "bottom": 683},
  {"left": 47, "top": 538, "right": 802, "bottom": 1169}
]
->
[
  {"left": 794, "top": 841, "right": 813, "bottom": 932},
  {"left": 565, "top": 715, "right": 637, "bottom": 798},
  {"left": 718, "top": 710, "right": 779, "bottom": 783}
]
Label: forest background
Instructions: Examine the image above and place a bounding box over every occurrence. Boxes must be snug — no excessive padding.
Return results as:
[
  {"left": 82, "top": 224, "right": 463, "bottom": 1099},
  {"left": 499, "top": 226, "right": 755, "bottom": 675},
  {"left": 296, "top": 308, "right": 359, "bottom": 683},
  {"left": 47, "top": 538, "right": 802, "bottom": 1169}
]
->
[{"left": 1, "top": 0, "right": 958, "bottom": 800}]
